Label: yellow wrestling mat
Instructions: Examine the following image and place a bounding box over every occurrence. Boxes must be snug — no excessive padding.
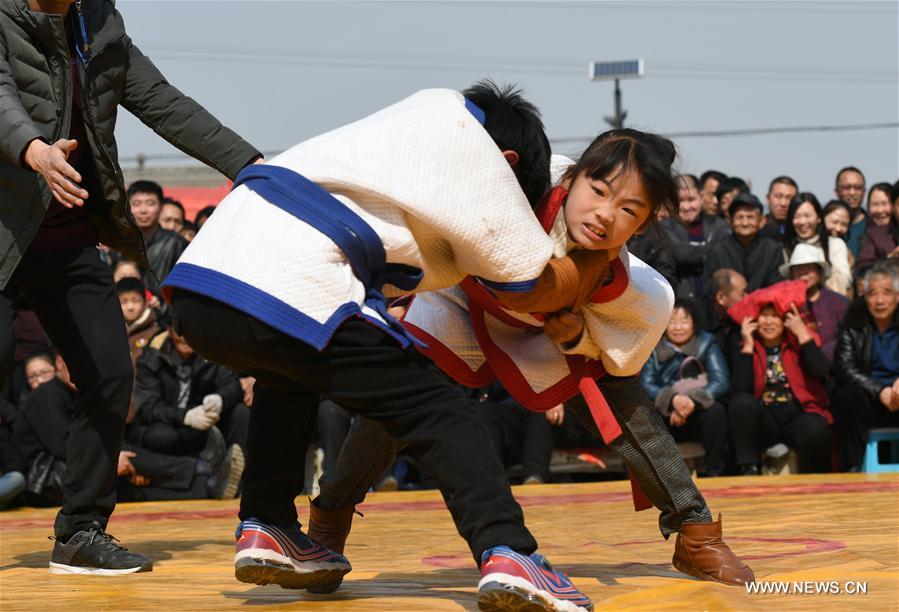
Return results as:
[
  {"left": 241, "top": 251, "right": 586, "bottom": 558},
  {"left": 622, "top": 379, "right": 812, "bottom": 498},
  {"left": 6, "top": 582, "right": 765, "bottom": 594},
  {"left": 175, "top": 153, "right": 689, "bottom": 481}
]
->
[{"left": 1, "top": 473, "right": 897, "bottom": 610}]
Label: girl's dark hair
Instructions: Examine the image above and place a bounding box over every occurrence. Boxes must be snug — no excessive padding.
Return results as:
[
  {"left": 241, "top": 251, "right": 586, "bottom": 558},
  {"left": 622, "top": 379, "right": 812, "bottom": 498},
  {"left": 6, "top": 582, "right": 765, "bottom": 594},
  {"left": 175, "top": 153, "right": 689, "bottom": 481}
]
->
[
  {"left": 822, "top": 199, "right": 854, "bottom": 239},
  {"left": 784, "top": 192, "right": 830, "bottom": 263},
  {"left": 563, "top": 128, "right": 678, "bottom": 222}
]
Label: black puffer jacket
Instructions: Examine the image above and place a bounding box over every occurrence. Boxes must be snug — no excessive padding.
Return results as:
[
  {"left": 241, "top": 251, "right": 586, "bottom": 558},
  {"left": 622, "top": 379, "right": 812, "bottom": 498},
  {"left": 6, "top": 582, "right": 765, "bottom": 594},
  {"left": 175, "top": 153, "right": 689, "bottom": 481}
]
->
[
  {"left": 133, "top": 332, "right": 242, "bottom": 427},
  {"left": 834, "top": 298, "right": 899, "bottom": 400},
  {"left": 0, "top": 0, "right": 260, "bottom": 288}
]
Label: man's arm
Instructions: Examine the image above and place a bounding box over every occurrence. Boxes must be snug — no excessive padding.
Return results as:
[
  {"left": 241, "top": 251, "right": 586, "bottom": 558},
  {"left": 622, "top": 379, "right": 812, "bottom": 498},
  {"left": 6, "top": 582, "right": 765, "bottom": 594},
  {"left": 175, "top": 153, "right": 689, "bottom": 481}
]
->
[
  {"left": 134, "top": 351, "right": 184, "bottom": 426},
  {"left": 120, "top": 36, "right": 261, "bottom": 179},
  {"left": 834, "top": 327, "right": 886, "bottom": 400},
  {"left": 0, "top": 28, "right": 43, "bottom": 166}
]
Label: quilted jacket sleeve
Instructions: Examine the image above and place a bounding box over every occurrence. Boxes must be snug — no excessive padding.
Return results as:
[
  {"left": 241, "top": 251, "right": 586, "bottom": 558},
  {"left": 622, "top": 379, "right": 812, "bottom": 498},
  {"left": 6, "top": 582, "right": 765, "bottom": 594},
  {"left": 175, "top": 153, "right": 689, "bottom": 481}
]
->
[
  {"left": 0, "top": 27, "right": 43, "bottom": 167},
  {"left": 119, "top": 33, "right": 260, "bottom": 180}
]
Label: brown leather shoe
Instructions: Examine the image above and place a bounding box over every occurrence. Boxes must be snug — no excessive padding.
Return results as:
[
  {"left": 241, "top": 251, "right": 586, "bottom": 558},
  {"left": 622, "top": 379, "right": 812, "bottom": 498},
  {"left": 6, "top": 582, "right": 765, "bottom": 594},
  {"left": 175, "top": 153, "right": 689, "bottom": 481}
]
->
[
  {"left": 305, "top": 498, "right": 356, "bottom": 593},
  {"left": 672, "top": 514, "right": 755, "bottom": 586}
]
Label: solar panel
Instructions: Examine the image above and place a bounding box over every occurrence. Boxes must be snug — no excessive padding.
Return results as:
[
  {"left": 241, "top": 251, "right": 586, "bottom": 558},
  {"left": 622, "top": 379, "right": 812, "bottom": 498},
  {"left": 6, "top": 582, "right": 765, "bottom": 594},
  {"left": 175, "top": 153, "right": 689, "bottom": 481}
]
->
[{"left": 588, "top": 59, "right": 644, "bottom": 81}]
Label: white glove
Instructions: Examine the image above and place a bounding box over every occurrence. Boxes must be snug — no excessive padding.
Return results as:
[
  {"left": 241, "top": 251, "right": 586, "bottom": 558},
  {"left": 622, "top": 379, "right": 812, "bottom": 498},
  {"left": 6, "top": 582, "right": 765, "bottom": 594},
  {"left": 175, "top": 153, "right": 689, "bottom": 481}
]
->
[
  {"left": 202, "top": 394, "right": 223, "bottom": 417},
  {"left": 183, "top": 405, "right": 216, "bottom": 430}
]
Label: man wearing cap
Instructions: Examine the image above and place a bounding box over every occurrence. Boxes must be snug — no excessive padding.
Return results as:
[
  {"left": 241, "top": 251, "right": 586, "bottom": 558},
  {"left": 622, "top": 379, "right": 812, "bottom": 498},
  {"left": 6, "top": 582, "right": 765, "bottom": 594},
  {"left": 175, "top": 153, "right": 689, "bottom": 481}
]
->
[
  {"left": 703, "top": 192, "right": 785, "bottom": 299},
  {"left": 780, "top": 244, "right": 849, "bottom": 366}
]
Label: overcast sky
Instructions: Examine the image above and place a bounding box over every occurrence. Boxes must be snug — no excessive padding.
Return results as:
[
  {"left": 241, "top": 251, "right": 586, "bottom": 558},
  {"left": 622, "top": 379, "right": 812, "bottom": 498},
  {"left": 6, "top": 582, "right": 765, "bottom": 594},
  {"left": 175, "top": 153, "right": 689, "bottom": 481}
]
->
[{"left": 115, "top": 0, "right": 898, "bottom": 202}]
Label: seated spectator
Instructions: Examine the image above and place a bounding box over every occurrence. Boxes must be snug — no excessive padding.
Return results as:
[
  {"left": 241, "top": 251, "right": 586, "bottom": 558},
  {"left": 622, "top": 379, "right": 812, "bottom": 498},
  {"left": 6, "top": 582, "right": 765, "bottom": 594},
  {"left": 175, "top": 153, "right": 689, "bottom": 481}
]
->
[
  {"left": 783, "top": 192, "right": 853, "bottom": 296},
  {"left": 727, "top": 281, "right": 833, "bottom": 474},
  {"left": 779, "top": 244, "right": 849, "bottom": 366},
  {"left": 709, "top": 269, "right": 748, "bottom": 363},
  {"left": 662, "top": 175, "right": 730, "bottom": 319},
  {"left": 640, "top": 299, "right": 730, "bottom": 476},
  {"left": 856, "top": 182, "right": 899, "bottom": 274},
  {"left": 823, "top": 199, "right": 853, "bottom": 243},
  {"left": 2, "top": 308, "right": 50, "bottom": 408},
  {"left": 132, "top": 324, "right": 249, "bottom": 456},
  {"left": 12, "top": 353, "right": 75, "bottom": 505},
  {"left": 832, "top": 263, "right": 899, "bottom": 471},
  {"left": 0, "top": 397, "right": 26, "bottom": 509},
  {"left": 195, "top": 205, "right": 217, "bottom": 229},
  {"left": 118, "top": 278, "right": 162, "bottom": 369},
  {"left": 714, "top": 176, "right": 749, "bottom": 221},
  {"left": 127, "top": 180, "right": 188, "bottom": 296},
  {"left": 703, "top": 192, "right": 783, "bottom": 298},
  {"left": 159, "top": 198, "right": 186, "bottom": 233},
  {"left": 699, "top": 170, "right": 727, "bottom": 217},
  {"left": 758, "top": 176, "right": 799, "bottom": 241}
]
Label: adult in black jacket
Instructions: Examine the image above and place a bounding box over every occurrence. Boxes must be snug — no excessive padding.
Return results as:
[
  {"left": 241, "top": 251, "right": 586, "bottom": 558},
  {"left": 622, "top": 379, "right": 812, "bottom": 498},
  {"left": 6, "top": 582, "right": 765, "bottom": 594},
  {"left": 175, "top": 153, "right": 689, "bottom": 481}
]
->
[
  {"left": 661, "top": 175, "right": 731, "bottom": 327},
  {"left": 832, "top": 264, "right": 899, "bottom": 470},
  {"left": 127, "top": 180, "right": 187, "bottom": 296},
  {"left": 626, "top": 226, "right": 677, "bottom": 290},
  {"left": 0, "top": 0, "right": 260, "bottom": 573},
  {"left": 131, "top": 328, "right": 246, "bottom": 456},
  {"left": 703, "top": 193, "right": 784, "bottom": 300}
]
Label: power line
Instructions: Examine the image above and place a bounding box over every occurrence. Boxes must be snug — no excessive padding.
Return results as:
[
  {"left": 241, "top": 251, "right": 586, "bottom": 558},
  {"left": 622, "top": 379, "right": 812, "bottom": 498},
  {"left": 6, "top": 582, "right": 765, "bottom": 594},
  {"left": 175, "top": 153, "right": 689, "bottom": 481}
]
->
[
  {"left": 144, "top": 48, "right": 897, "bottom": 84},
  {"left": 550, "top": 121, "right": 899, "bottom": 144},
  {"left": 118, "top": 121, "right": 899, "bottom": 165}
]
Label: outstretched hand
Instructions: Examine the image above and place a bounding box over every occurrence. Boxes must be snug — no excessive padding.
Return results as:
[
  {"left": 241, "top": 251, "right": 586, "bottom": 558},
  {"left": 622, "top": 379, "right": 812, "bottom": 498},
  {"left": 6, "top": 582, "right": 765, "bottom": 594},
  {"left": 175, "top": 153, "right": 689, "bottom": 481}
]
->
[{"left": 24, "top": 139, "right": 88, "bottom": 207}]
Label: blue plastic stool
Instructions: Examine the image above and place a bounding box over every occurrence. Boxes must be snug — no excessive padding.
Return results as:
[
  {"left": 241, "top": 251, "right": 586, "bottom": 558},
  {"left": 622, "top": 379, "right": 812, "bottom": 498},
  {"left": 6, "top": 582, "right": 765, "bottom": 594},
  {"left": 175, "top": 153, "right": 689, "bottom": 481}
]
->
[{"left": 862, "top": 428, "right": 899, "bottom": 473}]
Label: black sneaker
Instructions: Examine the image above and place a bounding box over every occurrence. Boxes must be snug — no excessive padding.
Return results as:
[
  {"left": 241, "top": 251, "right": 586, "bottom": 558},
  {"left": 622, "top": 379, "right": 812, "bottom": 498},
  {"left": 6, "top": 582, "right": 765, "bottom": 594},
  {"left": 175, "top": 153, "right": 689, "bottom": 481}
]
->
[{"left": 50, "top": 523, "right": 153, "bottom": 575}]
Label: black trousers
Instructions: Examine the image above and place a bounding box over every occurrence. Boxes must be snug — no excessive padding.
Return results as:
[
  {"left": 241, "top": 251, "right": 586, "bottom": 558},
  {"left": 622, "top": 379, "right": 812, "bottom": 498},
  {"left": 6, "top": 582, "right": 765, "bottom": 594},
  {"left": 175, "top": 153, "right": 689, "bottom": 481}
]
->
[
  {"left": 482, "top": 402, "right": 554, "bottom": 482},
  {"left": 832, "top": 384, "right": 899, "bottom": 470},
  {"left": 171, "top": 289, "right": 536, "bottom": 562},
  {"left": 728, "top": 393, "right": 832, "bottom": 473},
  {"left": 666, "top": 401, "right": 729, "bottom": 475},
  {"left": 316, "top": 376, "right": 713, "bottom": 539},
  {"left": 118, "top": 442, "right": 205, "bottom": 502},
  {"left": 317, "top": 400, "right": 353, "bottom": 473},
  {"left": 0, "top": 247, "right": 132, "bottom": 538}
]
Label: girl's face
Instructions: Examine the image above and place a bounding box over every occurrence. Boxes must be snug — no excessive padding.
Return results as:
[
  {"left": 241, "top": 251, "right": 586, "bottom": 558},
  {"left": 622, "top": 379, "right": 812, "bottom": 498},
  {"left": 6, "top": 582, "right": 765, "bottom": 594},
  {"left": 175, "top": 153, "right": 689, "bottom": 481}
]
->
[
  {"left": 665, "top": 307, "right": 695, "bottom": 346},
  {"left": 792, "top": 202, "right": 820, "bottom": 240},
  {"left": 563, "top": 168, "right": 652, "bottom": 251},
  {"left": 824, "top": 208, "right": 850, "bottom": 238},
  {"left": 756, "top": 305, "right": 784, "bottom": 345},
  {"left": 868, "top": 189, "right": 892, "bottom": 226}
]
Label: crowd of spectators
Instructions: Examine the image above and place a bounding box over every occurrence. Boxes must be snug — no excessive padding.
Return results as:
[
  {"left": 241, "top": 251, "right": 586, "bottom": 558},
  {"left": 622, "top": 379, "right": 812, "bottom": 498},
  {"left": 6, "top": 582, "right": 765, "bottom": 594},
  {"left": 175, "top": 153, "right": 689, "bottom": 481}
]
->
[{"left": 2, "top": 166, "right": 898, "bottom": 510}]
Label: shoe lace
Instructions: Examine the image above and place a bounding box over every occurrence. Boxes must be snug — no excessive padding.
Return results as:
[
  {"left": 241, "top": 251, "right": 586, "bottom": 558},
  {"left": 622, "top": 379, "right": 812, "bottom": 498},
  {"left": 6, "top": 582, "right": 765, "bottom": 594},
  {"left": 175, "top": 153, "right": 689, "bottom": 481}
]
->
[{"left": 86, "top": 528, "right": 127, "bottom": 551}]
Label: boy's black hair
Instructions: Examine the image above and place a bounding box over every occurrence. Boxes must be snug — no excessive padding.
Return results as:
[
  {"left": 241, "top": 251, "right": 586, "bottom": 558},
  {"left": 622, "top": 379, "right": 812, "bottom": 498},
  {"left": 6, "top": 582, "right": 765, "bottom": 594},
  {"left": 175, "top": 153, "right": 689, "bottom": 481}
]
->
[
  {"left": 195, "top": 205, "right": 217, "bottom": 226},
  {"left": 714, "top": 176, "right": 749, "bottom": 203},
  {"left": 24, "top": 351, "right": 56, "bottom": 370},
  {"left": 127, "top": 180, "right": 164, "bottom": 203},
  {"left": 564, "top": 128, "right": 679, "bottom": 222},
  {"left": 462, "top": 79, "right": 550, "bottom": 208},
  {"left": 768, "top": 175, "right": 798, "bottom": 194},
  {"left": 116, "top": 277, "right": 147, "bottom": 299},
  {"left": 700, "top": 170, "right": 727, "bottom": 189}
]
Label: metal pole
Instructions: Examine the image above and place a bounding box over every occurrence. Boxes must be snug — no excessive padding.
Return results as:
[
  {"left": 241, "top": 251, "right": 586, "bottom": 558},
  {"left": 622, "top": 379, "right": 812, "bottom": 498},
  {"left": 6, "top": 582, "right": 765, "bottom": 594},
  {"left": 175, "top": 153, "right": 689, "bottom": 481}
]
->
[{"left": 604, "top": 78, "right": 627, "bottom": 129}]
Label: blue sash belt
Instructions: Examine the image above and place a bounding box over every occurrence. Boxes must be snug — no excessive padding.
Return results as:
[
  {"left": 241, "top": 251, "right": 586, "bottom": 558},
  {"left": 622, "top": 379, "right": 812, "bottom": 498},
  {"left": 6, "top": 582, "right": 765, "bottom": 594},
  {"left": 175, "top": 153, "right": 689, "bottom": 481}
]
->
[{"left": 232, "top": 164, "right": 425, "bottom": 344}]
